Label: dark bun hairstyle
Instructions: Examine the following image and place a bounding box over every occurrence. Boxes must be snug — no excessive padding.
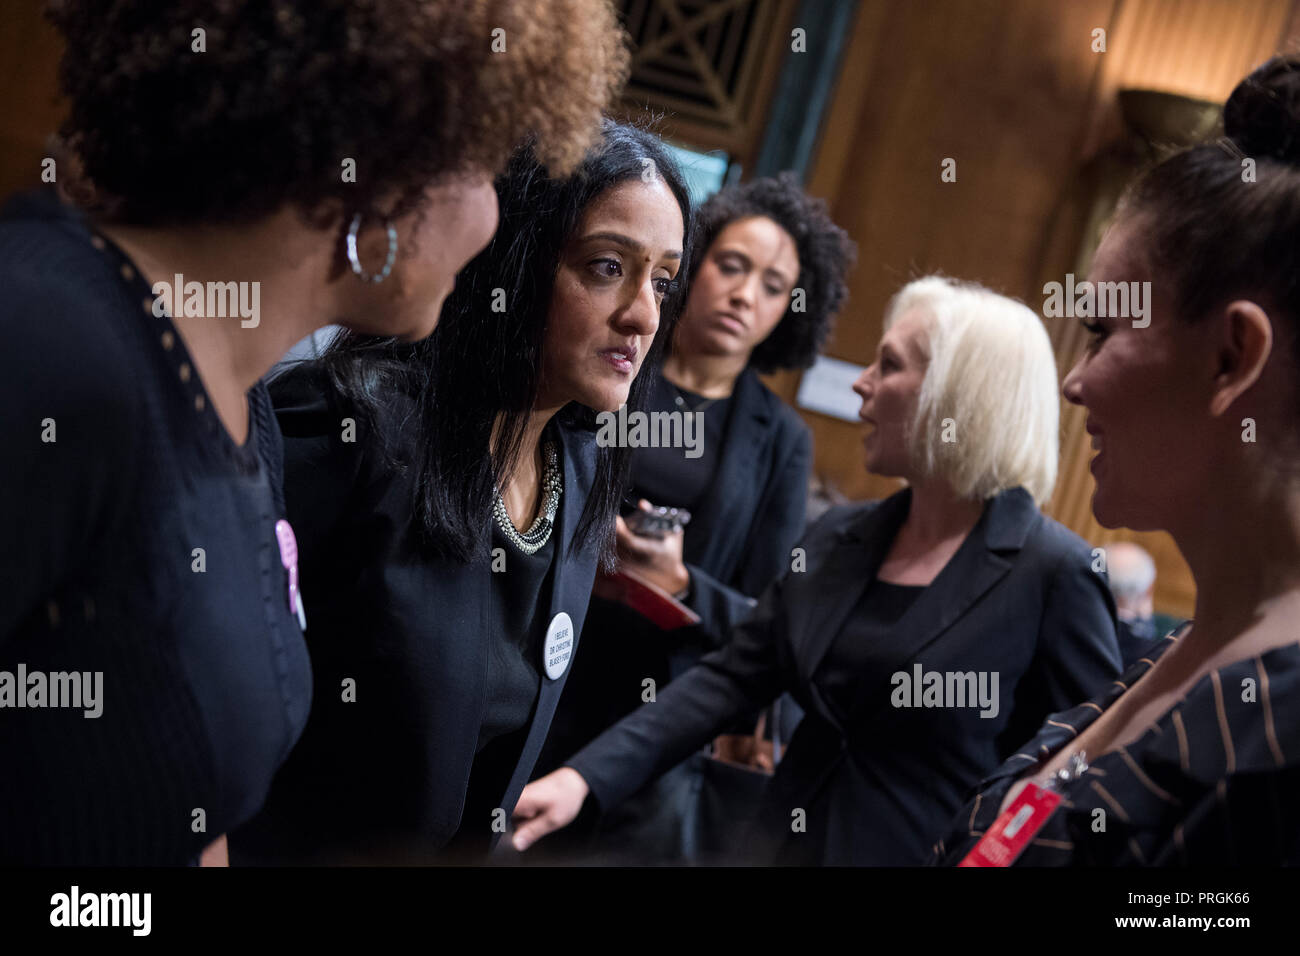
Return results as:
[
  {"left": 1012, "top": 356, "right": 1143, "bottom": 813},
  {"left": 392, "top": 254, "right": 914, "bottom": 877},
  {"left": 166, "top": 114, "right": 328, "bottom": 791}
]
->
[
  {"left": 1118, "top": 54, "right": 1300, "bottom": 351},
  {"left": 688, "top": 171, "right": 856, "bottom": 373},
  {"left": 1224, "top": 54, "right": 1300, "bottom": 164}
]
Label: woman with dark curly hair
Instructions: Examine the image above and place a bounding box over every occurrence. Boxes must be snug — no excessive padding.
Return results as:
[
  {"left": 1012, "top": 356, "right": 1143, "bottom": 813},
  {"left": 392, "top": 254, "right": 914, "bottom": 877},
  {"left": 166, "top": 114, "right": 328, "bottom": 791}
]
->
[
  {"left": 515, "top": 275, "right": 1121, "bottom": 865},
  {"left": 0, "top": 0, "right": 626, "bottom": 865},
  {"left": 534, "top": 173, "right": 855, "bottom": 863},
  {"left": 231, "top": 121, "right": 693, "bottom": 864}
]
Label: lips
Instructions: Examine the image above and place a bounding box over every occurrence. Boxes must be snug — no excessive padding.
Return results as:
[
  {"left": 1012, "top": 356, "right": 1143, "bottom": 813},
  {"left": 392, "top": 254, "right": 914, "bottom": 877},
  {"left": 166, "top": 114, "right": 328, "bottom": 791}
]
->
[
  {"left": 861, "top": 416, "right": 876, "bottom": 446},
  {"left": 599, "top": 344, "right": 637, "bottom": 374},
  {"left": 1085, "top": 420, "right": 1102, "bottom": 451},
  {"left": 1084, "top": 420, "right": 1105, "bottom": 477},
  {"left": 714, "top": 311, "right": 746, "bottom": 334}
]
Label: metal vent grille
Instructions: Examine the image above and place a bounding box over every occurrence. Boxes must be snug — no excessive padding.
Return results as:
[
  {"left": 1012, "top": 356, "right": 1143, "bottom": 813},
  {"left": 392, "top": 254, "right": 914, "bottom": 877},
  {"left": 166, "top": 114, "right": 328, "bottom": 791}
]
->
[{"left": 619, "top": 0, "right": 791, "bottom": 146}]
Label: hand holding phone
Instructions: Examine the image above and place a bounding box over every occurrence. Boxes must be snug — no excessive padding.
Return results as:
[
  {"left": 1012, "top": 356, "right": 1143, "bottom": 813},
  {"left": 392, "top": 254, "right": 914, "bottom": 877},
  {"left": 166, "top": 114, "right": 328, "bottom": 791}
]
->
[{"left": 623, "top": 503, "right": 691, "bottom": 539}]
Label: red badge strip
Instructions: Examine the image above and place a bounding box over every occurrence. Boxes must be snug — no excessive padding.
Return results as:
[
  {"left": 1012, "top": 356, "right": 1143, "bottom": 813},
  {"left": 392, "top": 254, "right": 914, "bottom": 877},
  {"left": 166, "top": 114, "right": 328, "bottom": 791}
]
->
[{"left": 958, "top": 783, "right": 1062, "bottom": 867}]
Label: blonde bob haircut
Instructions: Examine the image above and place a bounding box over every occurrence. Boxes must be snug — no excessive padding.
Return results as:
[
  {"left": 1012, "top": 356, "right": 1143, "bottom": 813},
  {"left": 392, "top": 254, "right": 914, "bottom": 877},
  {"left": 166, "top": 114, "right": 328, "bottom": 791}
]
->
[{"left": 885, "top": 275, "right": 1059, "bottom": 506}]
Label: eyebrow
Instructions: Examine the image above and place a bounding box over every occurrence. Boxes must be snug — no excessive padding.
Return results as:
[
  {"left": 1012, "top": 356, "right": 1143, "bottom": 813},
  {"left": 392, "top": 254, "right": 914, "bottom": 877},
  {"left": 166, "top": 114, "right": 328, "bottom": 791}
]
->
[
  {"left": 579, "top": 231, "right": 682, "bottom": 260},
  {"left": 716, "top": 247, "right": 793, "bottom": 285}
]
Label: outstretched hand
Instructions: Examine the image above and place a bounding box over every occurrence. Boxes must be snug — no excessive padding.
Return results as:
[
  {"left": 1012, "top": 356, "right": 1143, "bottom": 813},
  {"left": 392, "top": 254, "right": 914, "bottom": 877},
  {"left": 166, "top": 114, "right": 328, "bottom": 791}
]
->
[{"left": 511, "top": 767, "right": 591, "bottom": 852}]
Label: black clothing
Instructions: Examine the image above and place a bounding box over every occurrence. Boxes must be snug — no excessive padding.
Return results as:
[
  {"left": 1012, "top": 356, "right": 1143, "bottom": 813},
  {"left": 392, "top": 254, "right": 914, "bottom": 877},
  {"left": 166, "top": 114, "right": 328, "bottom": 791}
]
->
[
  {"left": 665, "top": 368, "right": 813, "bottom": 648},
  {"left": 565, "top": 486, "right": 1123, "bottom": 865},
  {"left": 449, "top": 527, "right": 556, "bottom": 857},
  {"left": 816, "top": 581, "right": 924, "bottom": 727},
  {"left": 0, "top": 191, "right": 312, "bottom": 864},
  {"left": 537, "top": 367, "right": 811, "bottom": 862},
  {"left": 1116, "top": 612, "right": 1184, "bottom": 670},
  {"left": 629, "top": 381, "right": 733, "bottom": 512},
  {"left": 935, "top": 623, "right": 1300, "bottom": 865},
  {"left": 1116, "top": 618, "right": 1159, "bottom": 672},
  {"left": 476, "top": 526, "right": 554, "bottom": 751},
  {"left": 232, "top": 365, "right": 601, "bottom": 863}
]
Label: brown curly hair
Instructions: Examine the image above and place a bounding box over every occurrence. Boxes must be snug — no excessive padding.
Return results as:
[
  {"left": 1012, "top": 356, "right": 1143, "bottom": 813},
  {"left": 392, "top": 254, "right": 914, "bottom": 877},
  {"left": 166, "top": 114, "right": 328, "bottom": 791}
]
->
[{"left": 45, "top": 0, "right": 629, "bottom": 226}]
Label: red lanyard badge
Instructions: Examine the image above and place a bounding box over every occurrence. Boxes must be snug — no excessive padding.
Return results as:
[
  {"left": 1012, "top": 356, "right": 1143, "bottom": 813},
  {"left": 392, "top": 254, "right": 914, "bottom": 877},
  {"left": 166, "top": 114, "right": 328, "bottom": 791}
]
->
[{"left": 958, "top": 751, "right": 1088, "bottom": 867}]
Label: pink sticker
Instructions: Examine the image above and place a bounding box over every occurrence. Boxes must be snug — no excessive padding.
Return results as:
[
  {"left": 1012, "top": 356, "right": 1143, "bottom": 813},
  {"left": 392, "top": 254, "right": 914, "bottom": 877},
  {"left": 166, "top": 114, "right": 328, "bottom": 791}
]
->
[{"left": 275, "top": 519, "right": 305, "bottom": 628}]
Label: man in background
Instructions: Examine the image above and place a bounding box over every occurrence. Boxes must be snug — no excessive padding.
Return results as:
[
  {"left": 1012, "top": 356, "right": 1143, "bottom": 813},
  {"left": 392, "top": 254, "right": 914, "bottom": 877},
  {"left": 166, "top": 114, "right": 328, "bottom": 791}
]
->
[{"left": 1106, "top": 542, "right": 1184, "bottom": 668}]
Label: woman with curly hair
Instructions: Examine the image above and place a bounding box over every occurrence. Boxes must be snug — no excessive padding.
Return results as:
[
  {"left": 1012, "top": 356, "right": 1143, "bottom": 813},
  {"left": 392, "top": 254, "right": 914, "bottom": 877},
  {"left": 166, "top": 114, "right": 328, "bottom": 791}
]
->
[
  {"left": 0, "top": 0, "right": 626, "bottom": 865},
  {"left": 515, "top": 275, "right": 1121, "bottom": 865},
  {"left": 534, "top": 173, "right": 855, "bottom": 863}
]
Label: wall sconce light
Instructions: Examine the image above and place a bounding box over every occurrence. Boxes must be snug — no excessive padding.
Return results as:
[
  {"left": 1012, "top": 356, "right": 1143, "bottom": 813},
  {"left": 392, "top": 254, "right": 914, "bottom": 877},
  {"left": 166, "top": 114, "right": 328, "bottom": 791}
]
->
[{"left": 1073, "top": 88, "right": 1223, "bottom": 276}]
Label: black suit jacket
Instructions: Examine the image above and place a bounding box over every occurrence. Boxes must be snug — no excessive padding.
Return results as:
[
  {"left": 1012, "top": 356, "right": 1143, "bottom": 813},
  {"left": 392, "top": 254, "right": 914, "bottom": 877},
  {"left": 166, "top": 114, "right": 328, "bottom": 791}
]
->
[
  {"left": 543, "top": 368, "right": 811, "bottom": 766},
  {"left": 565, "top": 485, "right": 1123, "bottom": 865},
  {"left": 678, "top": 367, "right": 812, "bottom": 650},
  {"left": 232, "top": 366, "right": 602, "bottom": 863}
]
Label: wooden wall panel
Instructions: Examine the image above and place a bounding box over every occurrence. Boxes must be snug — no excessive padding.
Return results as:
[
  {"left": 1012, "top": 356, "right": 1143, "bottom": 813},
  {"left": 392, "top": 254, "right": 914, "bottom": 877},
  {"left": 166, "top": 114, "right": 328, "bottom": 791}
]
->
[
  {"left": 0, "top": 3, "right": 64, "bottom": 202},
  {"left": 1078, "top": 0, "right": 1296, "bottom": 159}
]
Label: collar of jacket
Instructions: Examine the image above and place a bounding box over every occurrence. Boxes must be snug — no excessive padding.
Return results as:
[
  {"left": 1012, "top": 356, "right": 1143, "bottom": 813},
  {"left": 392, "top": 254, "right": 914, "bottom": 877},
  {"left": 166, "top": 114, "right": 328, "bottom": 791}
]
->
[
  {"left": 683, "top": 367, "right": 776, "bottom": 560},
  {"left": 837, "top": 484, "right": 1039, "bottom": 553},
  {"left": 488, "top": 414, "right": 600, "bottom": 853},
  {"left": 796, "top": 484, "right": 1042, "bottom": 730}
]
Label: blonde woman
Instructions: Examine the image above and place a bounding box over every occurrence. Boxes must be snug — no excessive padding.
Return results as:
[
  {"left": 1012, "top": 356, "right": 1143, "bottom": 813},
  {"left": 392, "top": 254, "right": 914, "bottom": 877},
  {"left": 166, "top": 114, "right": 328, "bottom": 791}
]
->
[{"left": 512, "top": 276, "right": 1121, "bottom": 865}]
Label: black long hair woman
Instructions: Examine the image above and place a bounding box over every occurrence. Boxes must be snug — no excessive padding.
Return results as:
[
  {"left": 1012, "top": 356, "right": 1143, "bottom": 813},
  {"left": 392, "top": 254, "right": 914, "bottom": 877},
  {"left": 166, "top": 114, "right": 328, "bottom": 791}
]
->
[{"left": 232, "top": 121, "right": 694, "bottom": 864}]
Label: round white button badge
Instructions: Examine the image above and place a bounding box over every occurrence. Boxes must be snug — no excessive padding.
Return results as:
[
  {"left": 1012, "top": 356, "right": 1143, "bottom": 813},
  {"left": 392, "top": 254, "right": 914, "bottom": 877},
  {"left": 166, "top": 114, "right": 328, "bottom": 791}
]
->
[{"left": 544, "top": 612, "right": 575, "bottom": 680}]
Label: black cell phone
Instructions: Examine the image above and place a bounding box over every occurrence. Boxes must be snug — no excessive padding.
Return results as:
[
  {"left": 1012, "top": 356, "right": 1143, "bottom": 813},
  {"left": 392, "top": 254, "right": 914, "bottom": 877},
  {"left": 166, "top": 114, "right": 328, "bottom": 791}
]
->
[{"left": 624, "top": 504, "right": 691, "bottom": 539}]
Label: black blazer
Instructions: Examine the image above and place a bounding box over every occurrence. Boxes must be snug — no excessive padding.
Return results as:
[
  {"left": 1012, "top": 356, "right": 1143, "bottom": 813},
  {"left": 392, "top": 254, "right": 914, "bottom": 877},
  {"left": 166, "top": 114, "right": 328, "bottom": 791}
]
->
[
  {"left": 678, "top": 366, "right": 813, "bottom": 650},
  {"left": 565, "top": 485, "right": 1123, "bottom": 865},
  {"left": 543, "top": 368, "right": 811, "bottom": 764},
  {"left": 232, "top": 366, "right": 602, "bottom": 863}
]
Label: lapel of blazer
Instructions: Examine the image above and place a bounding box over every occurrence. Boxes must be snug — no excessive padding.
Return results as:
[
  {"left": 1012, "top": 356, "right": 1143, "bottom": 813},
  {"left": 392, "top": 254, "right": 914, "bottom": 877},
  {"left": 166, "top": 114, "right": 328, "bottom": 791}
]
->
[
  {"left": 794, "top": 488, "right": 912, "bottom": 730},
  {"left": 844, "top": 486, "right": 1041, "bottom": 727},
  {"left": 686, "top": 369, "right": 774, "bottom": 574},
  {"left": 493, "top": 420, "right": 591, "bottom": 845}
]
